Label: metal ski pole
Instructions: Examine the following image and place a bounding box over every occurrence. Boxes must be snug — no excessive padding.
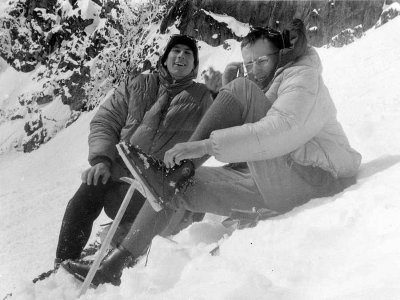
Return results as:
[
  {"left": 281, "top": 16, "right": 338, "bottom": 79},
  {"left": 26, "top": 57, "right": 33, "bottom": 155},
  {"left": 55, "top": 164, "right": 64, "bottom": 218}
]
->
[{"left": 79, "top": 177, "right": 145, "bottom": 297}]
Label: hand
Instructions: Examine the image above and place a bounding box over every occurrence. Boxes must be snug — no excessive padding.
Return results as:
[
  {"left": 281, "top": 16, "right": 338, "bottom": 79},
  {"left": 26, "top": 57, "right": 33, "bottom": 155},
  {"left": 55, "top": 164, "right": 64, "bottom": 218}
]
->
[
  {"left": 222, "top": 62, "right": 244, "bottom": 86},
  {"left": 164, "top": 140, "right": 210, "bottom": 168},
  {"left": 203, "top": 67, "right": 222, "bottom": 93},
  {"left": 81, "top": 162, "right": 111, "bottom": 185}
]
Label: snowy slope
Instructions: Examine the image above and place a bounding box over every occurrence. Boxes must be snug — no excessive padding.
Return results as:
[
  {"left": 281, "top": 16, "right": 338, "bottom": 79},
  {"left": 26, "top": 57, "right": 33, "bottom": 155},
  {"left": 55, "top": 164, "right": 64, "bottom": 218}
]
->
[{"left": 1, "top": 16, "right": 400, "bottom": 300}]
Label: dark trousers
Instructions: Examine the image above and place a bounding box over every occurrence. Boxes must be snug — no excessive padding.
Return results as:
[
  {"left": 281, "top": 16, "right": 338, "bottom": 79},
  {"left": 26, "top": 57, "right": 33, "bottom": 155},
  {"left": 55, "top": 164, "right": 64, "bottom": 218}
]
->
[{"left": 56, "top": 180, "right": 145, "bottom": 261}]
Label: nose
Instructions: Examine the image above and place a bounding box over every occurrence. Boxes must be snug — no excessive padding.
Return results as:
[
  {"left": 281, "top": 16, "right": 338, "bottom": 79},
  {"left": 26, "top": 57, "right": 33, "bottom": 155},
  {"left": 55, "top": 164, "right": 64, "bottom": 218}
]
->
[
  {"left": 246, "top": 64, "right": 254, "bottom": 74},
  {"left": 244, "top": 63, "right": 255, "bottom": 77},
  {"left": 176, "top": 50, "right": 184, "bottom": 58}
]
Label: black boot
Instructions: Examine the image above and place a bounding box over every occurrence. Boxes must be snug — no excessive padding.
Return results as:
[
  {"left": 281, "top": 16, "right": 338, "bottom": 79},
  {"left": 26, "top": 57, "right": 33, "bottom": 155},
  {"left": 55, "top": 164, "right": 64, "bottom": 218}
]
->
[
  {"left": 61, "top": 247, "right": 134, "bottom": 286},
  {"left": 54, "top": 257, "right": 63, "bottom": 270},
  {"left": 118, "top": 141, "right": 195, "bottom": 207}
]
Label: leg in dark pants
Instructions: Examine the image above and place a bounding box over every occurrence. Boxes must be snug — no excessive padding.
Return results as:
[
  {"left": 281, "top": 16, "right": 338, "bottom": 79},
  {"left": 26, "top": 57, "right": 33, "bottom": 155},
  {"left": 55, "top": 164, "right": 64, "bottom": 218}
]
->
[{"left": 56, "top": 180, "right": 145, "bottom": 261}]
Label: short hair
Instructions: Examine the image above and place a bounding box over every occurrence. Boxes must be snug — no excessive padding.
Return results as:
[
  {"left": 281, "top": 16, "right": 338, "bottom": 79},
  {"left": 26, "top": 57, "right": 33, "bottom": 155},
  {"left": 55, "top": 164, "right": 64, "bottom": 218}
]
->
[{"left": 241, "top": 27, "right": 285, "bottom": 50}]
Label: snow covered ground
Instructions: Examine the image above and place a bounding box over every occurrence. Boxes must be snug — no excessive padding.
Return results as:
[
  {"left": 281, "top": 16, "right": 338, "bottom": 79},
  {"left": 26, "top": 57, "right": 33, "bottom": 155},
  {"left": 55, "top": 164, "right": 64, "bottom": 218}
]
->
[{"left": 1, "top": 15, "right": 400, "bottom": 300}]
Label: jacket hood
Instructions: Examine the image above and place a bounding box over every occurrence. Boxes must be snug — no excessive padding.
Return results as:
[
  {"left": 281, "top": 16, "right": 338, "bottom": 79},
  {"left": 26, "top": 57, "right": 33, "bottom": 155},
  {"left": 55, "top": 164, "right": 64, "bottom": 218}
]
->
[
  {"left": 278, "top": 46, "right": 323, "bottom": 75},
  {"left": 296, "top": 47, "right": 323, "bottom": 73}
]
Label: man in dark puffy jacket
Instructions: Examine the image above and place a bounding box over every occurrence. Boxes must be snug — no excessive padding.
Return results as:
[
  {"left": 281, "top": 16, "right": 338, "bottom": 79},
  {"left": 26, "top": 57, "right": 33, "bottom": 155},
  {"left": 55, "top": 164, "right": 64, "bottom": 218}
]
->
[{"left": 55, "top": 35, "right": 212, "bottom": 267}]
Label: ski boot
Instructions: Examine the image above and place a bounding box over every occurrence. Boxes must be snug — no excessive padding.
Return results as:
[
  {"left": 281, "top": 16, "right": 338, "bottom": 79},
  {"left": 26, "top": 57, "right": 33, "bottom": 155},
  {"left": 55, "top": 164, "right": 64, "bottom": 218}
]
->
[
  {"left": 117, "top": 141, "right": 195, "bottom": 208},
  {"left": 61, "top": 246, "right": 134, "bottom": 286}
]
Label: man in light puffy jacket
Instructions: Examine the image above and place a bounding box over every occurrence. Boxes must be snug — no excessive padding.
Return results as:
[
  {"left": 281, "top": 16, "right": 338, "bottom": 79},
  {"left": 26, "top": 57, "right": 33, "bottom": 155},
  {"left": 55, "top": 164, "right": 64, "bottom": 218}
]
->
[
  {"left": 55, "top": 35, "right": 212, "bottom": 267},
  {"left": 163, "top": 21, "right": 361, "bottom": 214},
  {"left": 62, "top": 20, "right": 361, "bottom": 286}
]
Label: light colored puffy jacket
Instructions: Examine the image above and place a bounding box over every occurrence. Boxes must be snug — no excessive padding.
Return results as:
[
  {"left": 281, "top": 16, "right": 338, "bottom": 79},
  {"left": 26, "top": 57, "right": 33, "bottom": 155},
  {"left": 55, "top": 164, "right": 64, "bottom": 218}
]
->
[{"left": 209, "top": 47, "right": 362, "bottom": 179}]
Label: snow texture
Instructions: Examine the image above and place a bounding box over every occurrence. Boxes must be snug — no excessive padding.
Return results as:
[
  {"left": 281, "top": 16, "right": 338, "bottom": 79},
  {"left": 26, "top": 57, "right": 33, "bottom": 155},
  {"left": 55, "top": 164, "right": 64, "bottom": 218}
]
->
[{"left": 1, "top": 12, "right": 400, "bottom": 300}]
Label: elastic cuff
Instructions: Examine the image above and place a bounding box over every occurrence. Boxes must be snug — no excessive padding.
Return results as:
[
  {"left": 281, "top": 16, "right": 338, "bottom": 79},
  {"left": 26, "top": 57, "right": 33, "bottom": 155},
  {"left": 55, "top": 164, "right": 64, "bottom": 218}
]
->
[
  {"left": 90, "top": 156, "right": 112, "bottom": 168},
  {"left": 202, "top": 139, "right": 214, "bottom": 156}
]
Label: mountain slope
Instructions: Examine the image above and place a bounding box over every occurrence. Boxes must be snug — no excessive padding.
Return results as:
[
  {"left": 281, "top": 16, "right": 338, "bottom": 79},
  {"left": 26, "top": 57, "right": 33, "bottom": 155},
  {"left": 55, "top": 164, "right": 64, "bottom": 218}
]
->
[{"left": 1, "top": 13, "right": 400, "bottom": 300}]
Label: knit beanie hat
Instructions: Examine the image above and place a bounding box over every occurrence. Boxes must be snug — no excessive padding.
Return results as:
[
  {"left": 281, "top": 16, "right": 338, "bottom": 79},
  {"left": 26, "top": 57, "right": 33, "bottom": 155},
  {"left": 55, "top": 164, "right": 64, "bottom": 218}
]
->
[{"left": 160, "top": 34, "right": 199, "bottom": 68}]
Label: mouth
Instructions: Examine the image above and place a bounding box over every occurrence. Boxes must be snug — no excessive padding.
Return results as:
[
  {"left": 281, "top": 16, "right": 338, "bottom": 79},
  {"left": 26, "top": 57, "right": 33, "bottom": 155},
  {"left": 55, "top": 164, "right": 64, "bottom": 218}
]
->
[
  {"left": 174, "top": 62, "right": 186, "bottom": 67},
  {"left": 253, "top": 72, "right": 269, "bottom": 81}
]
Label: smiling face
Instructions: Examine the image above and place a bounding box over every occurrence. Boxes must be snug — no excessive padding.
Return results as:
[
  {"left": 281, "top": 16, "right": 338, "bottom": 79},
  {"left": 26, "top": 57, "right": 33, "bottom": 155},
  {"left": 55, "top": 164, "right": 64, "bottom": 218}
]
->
[
  {"left": 241, "top": 38, "right": 279, "bottom": 88},
  {"left": 165, "top": 44, "right": 195, "bottom": 80}
]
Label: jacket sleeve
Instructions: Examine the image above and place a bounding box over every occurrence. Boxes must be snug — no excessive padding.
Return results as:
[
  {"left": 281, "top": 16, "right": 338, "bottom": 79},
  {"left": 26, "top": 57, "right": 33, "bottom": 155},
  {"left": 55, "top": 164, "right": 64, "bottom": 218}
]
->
[
  {"left": 209, "top": 67, "right": 328, "bottom": 163},
  {"left": 88, "top": 77, "right": 133, "bottom": 166}
]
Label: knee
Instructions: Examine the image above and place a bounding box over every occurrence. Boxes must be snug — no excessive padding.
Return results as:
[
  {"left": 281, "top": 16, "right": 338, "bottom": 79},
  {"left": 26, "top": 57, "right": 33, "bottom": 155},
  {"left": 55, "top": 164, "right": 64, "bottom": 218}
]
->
[
  {"left": 222, "top": 77, "right": 249, "bottom": 93},
  {"left": 230, "top": 76, "right": 248, "bottom": 86},
  {"left": 68, "top": 182, "right": 107, "bottom": 210}
]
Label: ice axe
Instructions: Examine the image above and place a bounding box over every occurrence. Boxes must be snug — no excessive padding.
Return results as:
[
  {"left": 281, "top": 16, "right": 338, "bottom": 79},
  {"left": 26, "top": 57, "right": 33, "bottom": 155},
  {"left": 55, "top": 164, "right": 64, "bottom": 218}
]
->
[{"left": 79, "top": 177, "right": 145, "bottom": 296}]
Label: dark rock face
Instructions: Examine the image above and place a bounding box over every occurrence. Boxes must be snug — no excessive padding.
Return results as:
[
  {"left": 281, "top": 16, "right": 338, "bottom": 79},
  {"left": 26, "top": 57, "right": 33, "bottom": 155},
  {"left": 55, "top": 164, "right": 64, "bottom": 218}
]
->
[
  {"left": 0, "top": 0, "right": 129, "bottom": 151},
  {"left": 23, "top": 115, "right": 43, "bottom": 136},
  {"left": 330, "top": 24, "right": 364, "bottom": 47},
  {"left": 160, "top": 0, "right": 237, "bottom": 46},
  {"left": 376, "top": 2, "right": 400, "bottom": 28},
  {"left": 0, "top": 0, "right": 389, "bottom": 79},
  {"left": 17, "top": 93, "right": 49, "bottom": 152},
  {"left": 58, "top": 66, "right": 91, "bottom": 111},
  {"left": 164, "top": 0, "right": 385, "bottom": 47},
  {"left": 24, "top": 0, "right": 58, "bottom": 17},
  {"left": 0, "top": 0, "right": 119, "bottom": 72},
  {"left": 22, "top": 126, "right": 47, "bottom": 152}
]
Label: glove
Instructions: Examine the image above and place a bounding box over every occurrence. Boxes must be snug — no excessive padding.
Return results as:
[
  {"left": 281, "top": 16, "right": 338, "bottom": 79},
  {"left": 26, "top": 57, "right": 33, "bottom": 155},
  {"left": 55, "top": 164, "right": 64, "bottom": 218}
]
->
[{"left": 203, "top": 66, "right": 222, "bottom": 94}]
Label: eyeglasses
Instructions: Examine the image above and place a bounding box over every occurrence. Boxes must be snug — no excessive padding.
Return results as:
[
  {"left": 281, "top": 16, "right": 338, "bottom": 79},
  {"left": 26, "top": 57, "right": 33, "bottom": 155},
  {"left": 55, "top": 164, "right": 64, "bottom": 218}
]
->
[{"left": 243, "top": 52, "right": 279, "bottom": 74}]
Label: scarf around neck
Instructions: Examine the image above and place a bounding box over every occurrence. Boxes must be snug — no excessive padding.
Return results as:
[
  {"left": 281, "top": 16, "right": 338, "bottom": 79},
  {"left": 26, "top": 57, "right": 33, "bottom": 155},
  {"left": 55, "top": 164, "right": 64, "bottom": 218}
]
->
[
  {"left": 158, "top": 64, "right": 198, "bottom": 97},
  {"left": 128, "top": 64, "right": 198, "bottom": 154}
]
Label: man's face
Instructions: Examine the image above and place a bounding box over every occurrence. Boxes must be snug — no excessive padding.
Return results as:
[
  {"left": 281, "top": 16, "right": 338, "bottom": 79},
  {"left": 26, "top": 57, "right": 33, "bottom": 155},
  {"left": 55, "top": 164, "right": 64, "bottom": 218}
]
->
[
  {"left": 241, "top": 38, "right": 279, "bottom": 88},
  {"left": 165, "top": 44, "right": 195, "bottom": 80}
]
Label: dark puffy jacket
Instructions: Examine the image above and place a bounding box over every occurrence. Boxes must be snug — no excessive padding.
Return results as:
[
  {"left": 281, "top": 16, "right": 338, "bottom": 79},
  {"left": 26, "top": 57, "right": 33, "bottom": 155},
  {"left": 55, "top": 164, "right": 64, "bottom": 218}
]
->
[{"left": 88, "top": 73, "right": 212, "bottom": 179}]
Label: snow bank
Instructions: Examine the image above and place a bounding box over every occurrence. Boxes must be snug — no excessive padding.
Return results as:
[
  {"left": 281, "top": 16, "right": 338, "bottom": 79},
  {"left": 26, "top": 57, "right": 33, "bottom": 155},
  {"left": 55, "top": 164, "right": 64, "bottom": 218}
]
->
[
  {"left": 0, "top": 60, "right": 72, "bottom": 153},
  {"left": 319, "top": 17, "right": 400, "bottom": 161},
  {"left": 197, "top": 39, "right": 242, "bottom": 76},
  {"left": 0, "top": 0, "right": 8, "bottom": 14},
  {"left": 2, "top": 14, "right": 400, "bottom": 300},
  {"left": 77, "top": 0, "right": 102, "bottom": 35},
  {"left": 0, "top": 59, "right": 41, "bottom": 110}
]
